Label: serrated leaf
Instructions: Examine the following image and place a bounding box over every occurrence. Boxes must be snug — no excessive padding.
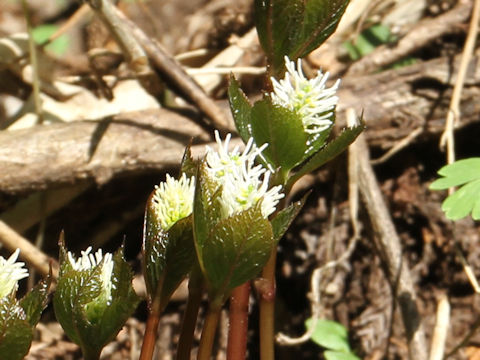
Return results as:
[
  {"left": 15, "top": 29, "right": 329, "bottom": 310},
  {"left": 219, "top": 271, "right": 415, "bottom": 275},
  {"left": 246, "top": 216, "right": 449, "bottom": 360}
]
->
[
  {"left": 53, "top": 264, "right": 103, "bottom": 346},
  {"left": 74, "top": 248, "right": 139, "bottom": 356},
  {"left": 143, "top": 198, "right": 195, "bottom": 309},
  {"left": 180, "top": 144, "right": 198, "bottom": 178},
  {"left": 430, "top": 158, "right": 480, "bottom": 189},
  {"left": 228, "top": 75, "right": 253, "bottom": 144},
  {"left": 201, "top": 204, "right": 274, "bottom": 298},
  {"left": 255, "top": 0, "right": 349, "bottom": 73},
  {"left": 306, "top": 318, "right": 351, "bottom": 352},
  {"left": 251, "top": 98, "right": 308, "bottom": 175},
  {"left": 271, "top": 193, "right": 308, "bottom": 243},
  {"left": 0, "top": 299, "right": 33, "bottom": 360},
  {"left": 193, "top": 161, "right": 224, "bottom": 273},
  {"left": 440, "top": 178, "right": 480, "bottom": 220},
  {"left": 288, "top": 123, "right": 364, "bottom": 188},
  {"left": 325, "top": 350, "right": 361, "bottom": 360},
  {"left": 54, "top": 244, "right": 139, "bottom": 359},
  {"left": 20, "top": 276, "right": 51, "bottom": 326}
]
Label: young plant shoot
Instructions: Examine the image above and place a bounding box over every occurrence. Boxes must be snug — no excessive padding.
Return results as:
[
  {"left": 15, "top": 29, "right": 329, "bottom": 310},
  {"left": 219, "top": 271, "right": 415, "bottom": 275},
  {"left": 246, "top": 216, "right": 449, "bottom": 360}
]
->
[
  {"left": 0, "top": 249, "right": 50, "bottom": 360},
  {"left": 54, "top": 244, "right": 139, "bottom": 360}
]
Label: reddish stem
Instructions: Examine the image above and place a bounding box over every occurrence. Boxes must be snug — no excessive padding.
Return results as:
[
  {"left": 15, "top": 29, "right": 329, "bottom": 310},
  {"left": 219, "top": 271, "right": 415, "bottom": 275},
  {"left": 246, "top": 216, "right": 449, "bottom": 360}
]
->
[
  {"left": 227, "top": 282, "right": 251, "bottom": 360},
  {"left": 258, "top": 248, "right": 277, "bottom": 360}
]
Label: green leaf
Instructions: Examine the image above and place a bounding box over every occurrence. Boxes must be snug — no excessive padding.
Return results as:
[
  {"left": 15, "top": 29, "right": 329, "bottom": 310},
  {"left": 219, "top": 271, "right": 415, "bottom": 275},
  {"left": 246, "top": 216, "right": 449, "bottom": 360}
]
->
[
  {"left": 0, "top": 298, "right": 33, "bottom": 360},
  {"left": 180, "top": 143, "right": 198, "bottom": 179},
  {"left": 53, "top": 260, "right": 103, "bottom": 347},
  {"left": 76, "top": 248, "right": 139, "bottom": 355},
  {"left": 271, "top": 193, "right": 308, "bottom": 243},
  {"left": 288, "top": 123, "right": 364, "bottom": 188},
  {"left": 325, "top": 350, "right": 361, "bottom": 360},
  {"left": 32, "top": 24, "right": 69, "bottom": 55},
  {"left": 306, "top": 318, "right": 351, "bottom": 352},
  {"left": 430, "top": 158, "right": 480, "bottom": 189},
  {"left": 193, "top": 161, "right": 224, "bottom": 273},
  {"left": 228, "top": 75, "right": 253, "bottom": 144},
  {"left": 143, "top": 196, "right": 196, "bottom": 309},
  {"left": 200, "top": 204, "right": 274, "bottom": 298},
  {"left": 251, "top": 98, "right": 308, "bottom": 175},
  {"left": 439, "top": 179, "right": 480, "bottom": 220},
  {"left": 20, "top": 276, "right": 51, "bottom": 326},
  {"left": 254, "top": 0, "right": 350, "bottom": 73},
  {"left": 54, "top": 244, "right": 139, "bottom": 359},
  {"left": 430, "top": 158, "right": 480, "bottom": 221}
]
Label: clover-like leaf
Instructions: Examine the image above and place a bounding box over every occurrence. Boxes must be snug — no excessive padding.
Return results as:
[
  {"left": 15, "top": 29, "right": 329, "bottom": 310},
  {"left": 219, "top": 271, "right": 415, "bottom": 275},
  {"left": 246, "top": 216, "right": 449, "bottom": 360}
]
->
[
  {"left": 255, "top": 0, "right": 350, "bottom": 74},
  {"left": 324, "top": 351, "right": 361, "bottom": 360},
  {"left": 430, "top": 158, "right": 480, "bottom": 220},
  {"left": 288, "top": 123, "right": 364, "bottom": 188},
  {"left": 306, "top": 318, "right": 351, "bottom": 352}
]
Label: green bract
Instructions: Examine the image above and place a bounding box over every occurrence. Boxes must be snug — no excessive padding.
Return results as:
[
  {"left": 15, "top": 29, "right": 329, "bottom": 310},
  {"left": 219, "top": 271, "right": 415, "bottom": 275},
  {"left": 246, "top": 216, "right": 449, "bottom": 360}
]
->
[
  {"left": 0, "top": 250, "right": 49, "bottom": 360},
  {"left": 228, "top": 57, "right": 364, "bottom": 188},
  {"left": 54, "top": 243, "right": 139, "bottom": 360},
  {"left": 430, "top": 157, "right": 480, "bottom": 220},
  {"left": 254, "top": 0, "right": 350, "bottom": 75},
  {"left": 192, "top": 133, "right": 289, "bottom": 301}
]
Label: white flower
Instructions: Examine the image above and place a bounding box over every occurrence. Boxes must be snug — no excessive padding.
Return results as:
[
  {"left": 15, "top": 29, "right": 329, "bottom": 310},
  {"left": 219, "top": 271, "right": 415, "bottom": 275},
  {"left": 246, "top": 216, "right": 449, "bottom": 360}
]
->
[
  {"left": 152, "top": 173, "right": 195, "bottom": 231},
  {"left": 206, "top": 131, "right": 268, "bottom": 181},
  {"left": 68, "top": 247, "right": 113, "bottom": 303},
  {"left": 205, "top": 131, "right": 284, "bottom": 218},
  {"left": 0, "top": 249, "right": 28, "bottom": 299},
  {"left": 271, "top": 56, "right": 339, "bottom": 135}
]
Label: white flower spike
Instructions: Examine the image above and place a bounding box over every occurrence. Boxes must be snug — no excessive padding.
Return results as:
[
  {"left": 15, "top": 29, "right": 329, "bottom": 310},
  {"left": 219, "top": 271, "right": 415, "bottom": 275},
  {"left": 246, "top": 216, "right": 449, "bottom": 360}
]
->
[
  {"left": 205, "top": 131, "right": 284, "bottom": 218},
  {"left": 152, "top": 173, "right": 195, "bottom": 231},
  {"left": 271, "top": 56, "right": 339, "bottom": 135},
  {"left": 0, "top": 249, "right": 29, "bottom": 299},
  {"left": 67, "top": 247, "right": 114, "bottom": 302}
]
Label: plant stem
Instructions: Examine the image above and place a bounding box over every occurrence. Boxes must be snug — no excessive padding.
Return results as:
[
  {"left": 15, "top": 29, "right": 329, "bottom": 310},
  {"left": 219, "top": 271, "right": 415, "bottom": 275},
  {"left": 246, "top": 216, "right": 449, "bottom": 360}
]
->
[
  {"left": 82, "top": 346, "right": 101, "bottom": 360},
  {"left": 176, "top": 272, "right": 204, "bottom": 360},
  {"left": 139, "top": 275, "right": 166, "bottom": 360},
  {"left": 259, "top": 248, "right": 277, "bottom": 360},
  {"left": 197, "top": 300, "right": 222, "bottom": 360},
  {"left": 139, "top": 302, "right": 161, "bottom": 360},
  {"left": 227, "top": 282, "right": 250, "bottom": 360}
]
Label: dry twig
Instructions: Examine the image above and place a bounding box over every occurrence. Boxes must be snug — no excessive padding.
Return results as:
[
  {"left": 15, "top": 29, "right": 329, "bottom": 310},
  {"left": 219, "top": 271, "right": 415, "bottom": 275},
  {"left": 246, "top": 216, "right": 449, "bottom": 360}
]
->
[
  {"left": 351, "top": 111, "right": 428, "bottom": 360},
  {"left": 440, "top": 0, "right": 480, "bottom": 165},
  {"left": 275, "top": 109, "right": 362, "bottom": 346},
  {"left": 346, "top": 1, "right": 472, "bottom": 76}
]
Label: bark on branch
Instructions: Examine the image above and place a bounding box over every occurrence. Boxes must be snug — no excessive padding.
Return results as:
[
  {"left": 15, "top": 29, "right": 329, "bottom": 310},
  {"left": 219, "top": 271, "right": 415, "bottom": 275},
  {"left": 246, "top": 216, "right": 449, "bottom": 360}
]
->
[{"left": 1, "top": 50, "right": 479, "bottom": 194}]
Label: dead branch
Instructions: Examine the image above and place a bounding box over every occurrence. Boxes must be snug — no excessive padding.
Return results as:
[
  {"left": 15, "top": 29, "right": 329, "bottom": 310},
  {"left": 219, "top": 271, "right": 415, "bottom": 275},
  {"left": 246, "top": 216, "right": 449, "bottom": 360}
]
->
[
  {"left": 0, "top": 108, "right": 211, "bottom": 193},
  {"left": 351, "top": 112, "right": 428, "bottom": 360},
  {"left": 0, "top": 49, "right": 479, "bottom": 195}
]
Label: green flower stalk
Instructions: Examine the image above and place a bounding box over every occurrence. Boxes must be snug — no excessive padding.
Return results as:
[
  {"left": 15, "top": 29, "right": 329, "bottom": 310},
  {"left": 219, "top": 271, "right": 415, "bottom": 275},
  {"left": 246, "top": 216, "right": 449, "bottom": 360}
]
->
[
  {"left": 54, "top": 244, "right": 139, "bottom": 360},
  {"left": 141, "top": 172, "right": 197, "bottom": 360},
  {"left": 0, "top": 249, "right": 50, "bottom": 360}
]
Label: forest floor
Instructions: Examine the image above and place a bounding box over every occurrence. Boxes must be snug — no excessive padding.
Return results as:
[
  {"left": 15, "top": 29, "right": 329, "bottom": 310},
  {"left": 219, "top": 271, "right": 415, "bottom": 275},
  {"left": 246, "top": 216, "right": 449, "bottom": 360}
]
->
[{"left": 1, "top": 0, "right": 480, "bottom": 359}]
